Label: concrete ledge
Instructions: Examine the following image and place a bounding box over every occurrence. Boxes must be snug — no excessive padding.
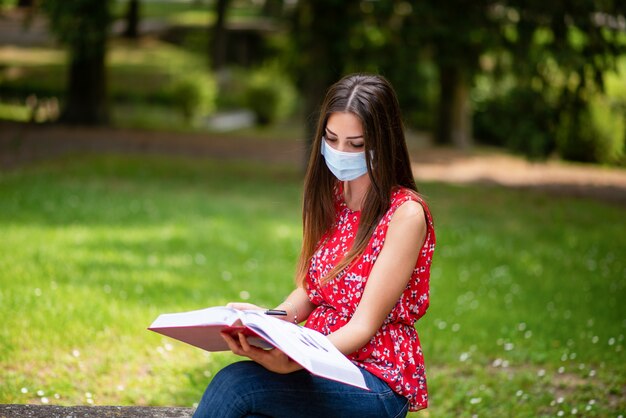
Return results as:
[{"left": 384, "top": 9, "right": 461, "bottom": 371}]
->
[{"left": 0, "top": 405, "right": 193, "bottom": 418}]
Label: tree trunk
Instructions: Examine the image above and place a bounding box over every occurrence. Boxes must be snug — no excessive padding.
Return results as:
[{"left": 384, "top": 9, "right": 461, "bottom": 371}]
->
[
  {"left": 123, "top": 0, "right": 140, "bottom": 39},
  {"left": 61, "top": 40, "right": 109, "bottom": 125},
  {"left": 293, "top": 0, "right": 359, "bottom": 169},
  {"left": 17, "top": 0, "right": 34, "bottom": 7},
  {"left": 211, "top": 0, "right": 230, "bottom": 70},
  {"left": 262, "top": 0, "right": 283, "bottom": 19},
  {"left": 435, "top": 65, "right": 472, "bottom": 149}
]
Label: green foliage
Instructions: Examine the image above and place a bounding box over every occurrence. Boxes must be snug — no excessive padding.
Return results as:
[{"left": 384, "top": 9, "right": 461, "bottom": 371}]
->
[
  {"left": 474, "top": 87, "right": 557, "bottom": 159},
  {"left": 169, "top": 72, "right": 217, "bottom": 125},
  {"left": 475, "top": 84, "right": 626, "bottom": 164},
  {"left": 0, "top": 101, "right": 29, "bottom": 121},
  {"left": 0, "top": 0, "right": 17, "bottom": 8},
  {"left": 41, "top": 0, "right": 112, "bottom": 54},
  {"left": 0, "top": 155, "right": 624, "bottom": 416},
  {"left": 244, "top": 64, "right": 297, "bottom": 126},
  {"left": 556, "top": 96, "right": 625, "bottom": 165},
  {"left": 0, "top": 41, "right": 219, "bottom": 125}
]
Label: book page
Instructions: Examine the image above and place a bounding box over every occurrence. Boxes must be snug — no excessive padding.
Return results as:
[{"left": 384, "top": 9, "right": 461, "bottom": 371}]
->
[
  {"left": 149, "top": 306, "right": 368, "bottom": 390},
  {"left": 149, "top": 306, "right": 243, "bottom": 351},
  {"left": 240, "top": 311, "right": 368, "bottom": 390}
]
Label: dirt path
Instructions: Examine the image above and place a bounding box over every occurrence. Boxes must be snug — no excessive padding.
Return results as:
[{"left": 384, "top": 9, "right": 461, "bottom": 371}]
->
[{"left": 1, "top": 121, "right": 626, "bottom": 207}]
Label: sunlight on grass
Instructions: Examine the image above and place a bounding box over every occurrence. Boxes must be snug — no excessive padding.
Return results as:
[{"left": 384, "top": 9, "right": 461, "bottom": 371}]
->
[
  {"left": 0, "top": 101, "right": 29, "bottom": 121},
  {"left": 0, "top": 155, "right": 623, "bottom": 416},
  {"left": 0, "top": 46, "right": 67, "bottom": 66}
]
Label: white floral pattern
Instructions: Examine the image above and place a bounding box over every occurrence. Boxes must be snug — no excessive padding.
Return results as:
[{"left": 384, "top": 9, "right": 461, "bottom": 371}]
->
[{"left": 305, "top": 186, "right": 436, "bottom": 411}]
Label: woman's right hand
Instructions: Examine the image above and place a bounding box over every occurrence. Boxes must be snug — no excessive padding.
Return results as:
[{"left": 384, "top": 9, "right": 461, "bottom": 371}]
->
[{"left": 226, "top": 302, "right": 265, "bottom": 311}]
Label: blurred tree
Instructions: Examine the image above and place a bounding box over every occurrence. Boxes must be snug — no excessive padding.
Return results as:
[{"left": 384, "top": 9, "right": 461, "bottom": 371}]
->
[
  {"left": 18, "top": 0, "right": 34, "bottom": 7},
  {"left": 290, "top": 0, "right": 361, "bottom": 160},
  {"left": 473, "top": 1, "right": 626, "bottom": 162},
  {"left": 211, "top": 0, "right": 230, "bottom": 69},
  {"left": 41, "top": 0, "right": 112, "bottom": 125},
  {"left": 407, "top": 0, "right": 505, "bottom": 148},
  {"left": 262, "top": 0, "right": 284, "bottom": 19},
  {"left": 506, "top": 0, "right": 626, "bottom": 162},
  {"left": 123, "top": 0, "right": 140, "bottom": 39}
]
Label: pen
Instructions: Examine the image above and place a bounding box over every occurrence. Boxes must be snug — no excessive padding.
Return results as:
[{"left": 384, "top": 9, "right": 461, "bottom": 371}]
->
[{"left": 264, "top": 309, "right": 288, "bottom": 316}]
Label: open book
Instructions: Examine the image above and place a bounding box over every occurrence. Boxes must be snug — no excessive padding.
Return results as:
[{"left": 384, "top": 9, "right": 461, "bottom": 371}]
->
[{"left": 148, "top": 306, "right": 368, "bottom": 390}]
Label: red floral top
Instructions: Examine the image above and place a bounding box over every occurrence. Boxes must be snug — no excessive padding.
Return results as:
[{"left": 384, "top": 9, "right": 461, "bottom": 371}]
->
[{"left": 304, "top": 185, "right": 435, "bottom": 411}]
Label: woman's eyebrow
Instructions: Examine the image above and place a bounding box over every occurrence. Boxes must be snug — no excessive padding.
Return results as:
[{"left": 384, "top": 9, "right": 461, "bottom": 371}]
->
[{"left": 325, "top": 127, "right": 364, "bottom": 140}]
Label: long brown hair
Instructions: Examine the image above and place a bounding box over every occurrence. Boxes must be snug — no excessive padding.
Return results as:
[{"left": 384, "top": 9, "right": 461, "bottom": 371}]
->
[{"left": 296, "top": 74, "right": 418, "bottom": 286}]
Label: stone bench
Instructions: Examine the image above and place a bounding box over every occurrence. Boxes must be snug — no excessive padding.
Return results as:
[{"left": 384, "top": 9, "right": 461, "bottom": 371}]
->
[{"left": 0, "top": 405, "right": 193, "bottom": 418}]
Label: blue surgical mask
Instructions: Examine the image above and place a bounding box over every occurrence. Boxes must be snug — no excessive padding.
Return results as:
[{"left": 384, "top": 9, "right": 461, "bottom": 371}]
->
[{"left": 320, "top": 138, "right": 368, "bottom": 181}]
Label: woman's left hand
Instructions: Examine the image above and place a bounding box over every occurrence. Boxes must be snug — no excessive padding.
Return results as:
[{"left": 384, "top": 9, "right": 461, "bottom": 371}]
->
[{"left": 221, "top": 331, "right": 303, "bottom": 374}]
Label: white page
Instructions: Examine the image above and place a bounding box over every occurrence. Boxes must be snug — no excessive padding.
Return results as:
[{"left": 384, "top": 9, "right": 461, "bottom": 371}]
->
[
  {"left": 149, "top": 307, "right": 369, "bottom": 390},
  {"left": 241, "top": 311, "right": 368, "bottom": 390},
  {"left": 149, "top": 306, "right": 240, "bottom": 328}
]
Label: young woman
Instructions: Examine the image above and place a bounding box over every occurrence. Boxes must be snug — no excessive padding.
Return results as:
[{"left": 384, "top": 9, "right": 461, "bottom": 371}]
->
[{"left": 193, "top": 74, "right": 435, "bottom": 418}]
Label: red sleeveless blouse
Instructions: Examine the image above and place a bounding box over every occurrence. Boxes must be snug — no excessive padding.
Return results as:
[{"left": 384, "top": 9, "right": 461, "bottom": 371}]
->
[{"left": 304, "top": 185, "right": 435, "bottom": 411}]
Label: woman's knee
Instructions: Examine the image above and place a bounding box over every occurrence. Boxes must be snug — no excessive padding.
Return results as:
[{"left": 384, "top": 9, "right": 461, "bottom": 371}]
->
[{"left": 194, "top": 362, "right": 260, "bottom": 418}]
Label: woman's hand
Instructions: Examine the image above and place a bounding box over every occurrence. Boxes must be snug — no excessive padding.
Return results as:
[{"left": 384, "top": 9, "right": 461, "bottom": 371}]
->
[
  {"left": 221, "top": 331, "right": 303, "bottom": 374},
  {"left": 226, "top": 302, "right": 265, "bottom": 311}
]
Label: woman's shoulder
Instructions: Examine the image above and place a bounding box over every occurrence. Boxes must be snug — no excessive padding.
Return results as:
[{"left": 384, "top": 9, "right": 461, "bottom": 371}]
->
[
  {"left": 390, "top": 187, "right": 434, "bottom": 226},
  {"left": 390, "top": 187, "right": 427, "bottom": 208}
]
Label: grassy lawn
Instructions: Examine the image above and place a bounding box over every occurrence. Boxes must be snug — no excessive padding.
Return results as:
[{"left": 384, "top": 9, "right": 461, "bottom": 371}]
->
[{"left": 0, "top": 155, "right": 624, "bottom": 417}]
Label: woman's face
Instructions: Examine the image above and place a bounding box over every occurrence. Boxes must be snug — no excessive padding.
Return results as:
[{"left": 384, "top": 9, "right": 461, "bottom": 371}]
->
[{"left": 324, "top": 112, "right": 365, "bottom": 153}]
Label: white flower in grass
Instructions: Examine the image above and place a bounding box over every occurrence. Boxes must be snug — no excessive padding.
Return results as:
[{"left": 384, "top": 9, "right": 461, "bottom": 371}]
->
[
  {"left": 239, "top": 290, "right": 250, "bottom": 300},
  {"left": 20, "top": 388, "right": 28, "bottom": 394},
  {"left": 40, "top": 397, "right": 49, "bottom": 404},
  {"left": 36, "top": 390, "right": 44, "bottom": 396},
  {"left": 469, "top": 397, "right": 481, "bottom": 405}
]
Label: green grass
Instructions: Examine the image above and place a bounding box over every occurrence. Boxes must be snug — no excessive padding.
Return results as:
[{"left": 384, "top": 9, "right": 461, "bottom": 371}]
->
[
  {"left": 0, "top": 155, "right": 624, "bottom": 417},
  {"left": 0, "top": 39, "right": 208, "bottom": 102}
]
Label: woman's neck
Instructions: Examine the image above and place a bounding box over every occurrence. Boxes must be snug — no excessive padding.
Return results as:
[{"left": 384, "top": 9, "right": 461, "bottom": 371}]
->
[{"left": 343, "top": 175, "right": 370, "bottom": 211}]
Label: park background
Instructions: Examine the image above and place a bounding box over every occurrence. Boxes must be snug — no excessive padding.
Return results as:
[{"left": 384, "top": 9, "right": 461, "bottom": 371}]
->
[{"left": 0, "top": 0, "right": 625, "bottom": 416}]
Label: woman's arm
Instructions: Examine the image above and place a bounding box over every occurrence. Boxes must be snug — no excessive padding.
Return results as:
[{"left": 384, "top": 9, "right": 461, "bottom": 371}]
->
[
  {"left": 275, "top": 286, "right": 316, "bottom": 324},
  {"left": 226, "top": 286, "right": 315, "bottom": 324},
  {"left": 327, "top": 200, "right": 427, "bottom": 355},
  {"left": 222, "top": 287, "right": 316, "bottom": 373}
]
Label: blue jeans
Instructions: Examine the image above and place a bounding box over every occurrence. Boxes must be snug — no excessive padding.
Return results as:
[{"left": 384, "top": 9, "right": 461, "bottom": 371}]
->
[{"left": 193, "top": 361, "right": 409, "bottom": 418}]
